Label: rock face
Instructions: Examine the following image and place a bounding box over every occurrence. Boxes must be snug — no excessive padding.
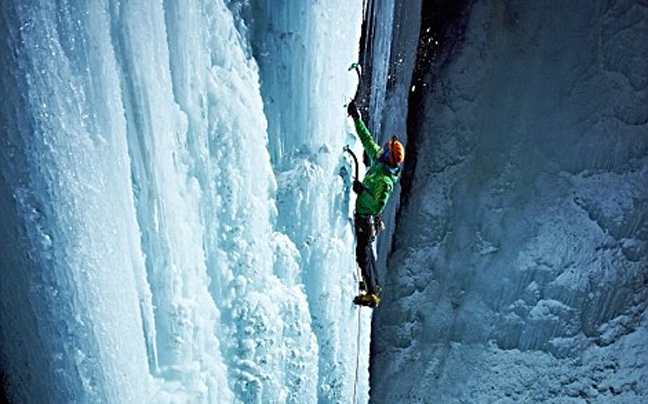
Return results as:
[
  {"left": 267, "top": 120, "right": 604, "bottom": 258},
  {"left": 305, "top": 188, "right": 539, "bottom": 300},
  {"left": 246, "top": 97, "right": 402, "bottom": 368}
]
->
[{"left": 371, "top": 1, "right": 647, "bottom": 402}]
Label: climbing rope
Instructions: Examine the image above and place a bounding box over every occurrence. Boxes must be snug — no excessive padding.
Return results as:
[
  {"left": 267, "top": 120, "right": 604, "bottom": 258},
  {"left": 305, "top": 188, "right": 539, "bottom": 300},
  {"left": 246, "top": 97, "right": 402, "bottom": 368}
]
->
[
  {"left": 353, "top": 303, "right": 362, "bottom": 404},
  {"left": 352, "top": 262, "right": 363, "bottom": 404},
  {"left": 346, "top": 144, "right": 364, "bottom": 403}
]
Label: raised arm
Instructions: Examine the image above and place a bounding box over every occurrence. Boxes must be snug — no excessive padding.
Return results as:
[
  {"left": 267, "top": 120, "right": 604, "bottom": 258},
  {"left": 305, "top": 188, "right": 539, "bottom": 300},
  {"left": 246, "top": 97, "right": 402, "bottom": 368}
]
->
[
  {"left": 353, "top": 118, "right": 381, "bottom": 162},
  {"left": 347, "top": 100, "right": 380, "bottom": 162}
]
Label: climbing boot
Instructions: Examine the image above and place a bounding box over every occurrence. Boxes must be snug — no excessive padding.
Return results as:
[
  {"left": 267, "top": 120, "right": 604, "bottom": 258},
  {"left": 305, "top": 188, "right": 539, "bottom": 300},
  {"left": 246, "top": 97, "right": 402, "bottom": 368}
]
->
[{"left": 353, "top": 293, "right": 380, "bottom": 308}]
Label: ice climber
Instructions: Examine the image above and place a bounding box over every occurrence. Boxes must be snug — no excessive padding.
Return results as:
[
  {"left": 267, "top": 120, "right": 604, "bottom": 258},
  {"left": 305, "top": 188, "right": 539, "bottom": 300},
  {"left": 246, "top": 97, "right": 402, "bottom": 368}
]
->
[{"left": 347, "top": 99, "right": 404, "bottom": 308}]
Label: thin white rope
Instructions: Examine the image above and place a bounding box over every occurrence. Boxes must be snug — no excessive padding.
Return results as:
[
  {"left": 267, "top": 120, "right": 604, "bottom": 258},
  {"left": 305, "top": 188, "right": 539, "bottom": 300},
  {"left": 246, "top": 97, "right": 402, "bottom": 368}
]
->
[
  {"left": 353, "top": 260, "right": 364, "bottom": 404},
  {"left": 353, "top": 304, "right": 362, "bottom": 404}
]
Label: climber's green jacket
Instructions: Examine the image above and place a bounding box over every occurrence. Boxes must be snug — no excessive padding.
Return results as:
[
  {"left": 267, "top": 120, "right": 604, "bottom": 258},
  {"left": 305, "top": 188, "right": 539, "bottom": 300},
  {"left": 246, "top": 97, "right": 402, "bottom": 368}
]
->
[{"left": 353, "top": 118, "right": 400, "bottom": 216}]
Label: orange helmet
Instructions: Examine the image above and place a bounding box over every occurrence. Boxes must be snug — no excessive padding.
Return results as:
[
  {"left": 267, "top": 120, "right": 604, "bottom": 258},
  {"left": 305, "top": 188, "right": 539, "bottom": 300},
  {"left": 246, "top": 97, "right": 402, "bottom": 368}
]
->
[{"left": 380, "top": 136, "right": 404, "bottom": 167}]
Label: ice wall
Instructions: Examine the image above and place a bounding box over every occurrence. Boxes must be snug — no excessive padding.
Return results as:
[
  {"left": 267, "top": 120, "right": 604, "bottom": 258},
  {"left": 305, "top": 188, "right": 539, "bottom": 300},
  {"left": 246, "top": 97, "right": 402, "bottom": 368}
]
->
[
  {"left": 365, "top": 0, "right": 422, "bottom": 284},
  {"left": 372, "top": 0, "right": 647, "bottom": 403},
  {"left": 246, "top": 0, "right": 367, "bottom": 402},
  {"left": 0, "top": 1, "right": 365, "bottom": 403},
  {"left": 0, "top": 2, "right": 153, "bottom": 402}
]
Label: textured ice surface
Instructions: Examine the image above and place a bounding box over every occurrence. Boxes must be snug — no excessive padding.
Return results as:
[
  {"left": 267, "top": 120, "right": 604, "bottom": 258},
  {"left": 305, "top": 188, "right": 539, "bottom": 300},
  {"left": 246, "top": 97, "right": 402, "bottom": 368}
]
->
[
  {"left": 0, "top": 1, "right": 365, "bottom": 403},
  {"left": 371, "top": 0, "right": 647, "bottom": 403}
]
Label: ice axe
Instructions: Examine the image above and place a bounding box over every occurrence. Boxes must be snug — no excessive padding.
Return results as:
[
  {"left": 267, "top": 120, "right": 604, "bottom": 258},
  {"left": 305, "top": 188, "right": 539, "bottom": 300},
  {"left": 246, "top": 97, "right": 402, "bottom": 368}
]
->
[
  {"left": 343, "top": 145, "right": 368, "bottom": 195},
  {"left": 348, "top": 62, "right": 362, "bottom": 103},
  {"left": 343, "top": 145, "right": 359, "bottom": 181}
]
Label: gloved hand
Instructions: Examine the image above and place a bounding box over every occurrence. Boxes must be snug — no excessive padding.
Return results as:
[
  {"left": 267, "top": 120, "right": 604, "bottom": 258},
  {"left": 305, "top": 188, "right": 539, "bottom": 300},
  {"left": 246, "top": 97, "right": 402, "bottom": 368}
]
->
[
  {"left": 347, "top": 100, "right": 360, "bottom": 120},
  {"left": 353, "top": 179, "right": 366, "bottom": 195}
]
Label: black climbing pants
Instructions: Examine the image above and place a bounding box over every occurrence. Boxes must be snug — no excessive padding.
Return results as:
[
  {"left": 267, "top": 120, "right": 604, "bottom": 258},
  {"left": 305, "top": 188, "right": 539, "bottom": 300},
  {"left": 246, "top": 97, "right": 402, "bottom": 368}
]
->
[{"left": 354, "top": 214, "right": 379, "bottom": 295}]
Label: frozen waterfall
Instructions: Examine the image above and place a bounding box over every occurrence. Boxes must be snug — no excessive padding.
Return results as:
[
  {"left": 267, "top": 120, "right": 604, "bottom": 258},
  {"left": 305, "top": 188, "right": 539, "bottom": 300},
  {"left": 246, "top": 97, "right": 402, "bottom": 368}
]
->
[
  {"left": 0, "top": 0, "right": 366, "bottom": 403},
  {"left": 1, "top": 0, "right": 646, "bottom": 403}
]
